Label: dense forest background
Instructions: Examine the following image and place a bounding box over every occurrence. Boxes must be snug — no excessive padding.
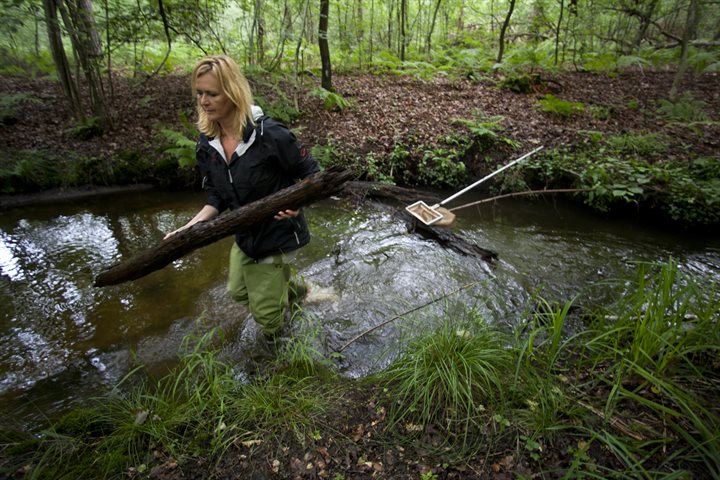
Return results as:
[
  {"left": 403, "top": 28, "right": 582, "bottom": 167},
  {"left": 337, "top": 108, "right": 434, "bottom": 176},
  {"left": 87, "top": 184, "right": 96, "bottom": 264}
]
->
[
  {"left": 1, "top": 0, "right": 719, "bottom": 226},
  {"left": 3, "top": 0, "right": 719, "bottom": 122}
]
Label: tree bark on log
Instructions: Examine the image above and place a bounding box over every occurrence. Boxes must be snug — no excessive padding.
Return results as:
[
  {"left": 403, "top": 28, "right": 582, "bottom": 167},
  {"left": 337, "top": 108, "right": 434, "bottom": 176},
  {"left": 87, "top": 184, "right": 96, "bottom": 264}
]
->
[
  {"left": 94, "top": 167, "right": 354, "bottom": 288},
  {"left": 339, "top": 181, "right": 498, "bottom": 262},
  {"left": 406, "top": 217, "right": 498, "bottom": 261}
]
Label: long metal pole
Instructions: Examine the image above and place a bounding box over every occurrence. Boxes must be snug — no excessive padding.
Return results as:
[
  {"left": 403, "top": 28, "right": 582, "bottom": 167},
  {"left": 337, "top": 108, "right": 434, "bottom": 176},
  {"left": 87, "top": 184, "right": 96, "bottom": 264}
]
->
[{"left": 438, "top": 145, "right": 544, "bottom": 206}]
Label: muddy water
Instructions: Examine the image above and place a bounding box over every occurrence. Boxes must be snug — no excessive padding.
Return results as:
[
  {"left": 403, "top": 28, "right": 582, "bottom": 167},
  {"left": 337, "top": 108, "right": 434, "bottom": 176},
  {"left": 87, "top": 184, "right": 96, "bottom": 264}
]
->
[{"left": 1, "top": 189, "right": 719, "bottom": 429}]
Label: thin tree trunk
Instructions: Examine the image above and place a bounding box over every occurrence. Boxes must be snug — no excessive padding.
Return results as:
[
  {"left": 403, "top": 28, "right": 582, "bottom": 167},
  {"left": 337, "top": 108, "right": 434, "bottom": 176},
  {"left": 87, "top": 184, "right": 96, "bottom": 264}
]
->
[
  {"left": 255, "top": 0, "right": 265, "bottom": 65},
  {"left": 496, "top": 0, "right": 516, "bottom": 63},
  {"left": 61, "top": 0, "right": 108, "bottom": 124},
  {"left": 147, "top": 0, "right": 172, "bottom": 79},
  {"left": 554, "top": 0, "right": 565, "bottom": 65},
  {"left": 633, "top": 0, "right": 660, "bottom": 48},
  {"left": 103, "top": 0, "right": 113, "bottom": 101},
  {"left": 356, "top": 0, "right": 364, "bottom": 68},
  {"left": 319, "top": 0, "right": 332, "bottom": 90},
  {"left": 369, "top": 0, "right": 375, "bottom": 63},
  {"left": 95, "top": 168, "right": 354, "bottom": 287},
  {"left": 42, "top": 0, "right": 84, "bottom": 118},
  {"left": 400, "top": 0, "right": 406, "bottom": 60},
  {"left": 670, "top": 0, "right": 699, "bottom": 98},
  {"left": 387, "top": 0, "right": 393, "bottom": 50},
  {"left": 426, "top": 0, "right": 441, "bottom": 53},
  {"left": 295, "top": 0, "right": 312, "bottom": 105}
]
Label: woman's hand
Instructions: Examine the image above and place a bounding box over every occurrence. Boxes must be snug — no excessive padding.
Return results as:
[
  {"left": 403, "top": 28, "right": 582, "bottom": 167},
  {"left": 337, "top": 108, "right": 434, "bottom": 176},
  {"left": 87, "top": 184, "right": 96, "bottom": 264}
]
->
[
  {"left": 163, "top": 227, "right": 186, "bottom": 240},
  {"left": 163, "top": 204, "right": 219, "bottom": 240},
  {"left": 274, "top": 209, "right": 299, "bottom": 220}
]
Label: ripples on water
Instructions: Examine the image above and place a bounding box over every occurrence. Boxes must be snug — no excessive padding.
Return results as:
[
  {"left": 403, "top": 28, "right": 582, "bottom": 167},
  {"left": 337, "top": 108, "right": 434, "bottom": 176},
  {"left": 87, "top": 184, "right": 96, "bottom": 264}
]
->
[{"left": 0, "top": 191, "right": 718, "bottom": 427}]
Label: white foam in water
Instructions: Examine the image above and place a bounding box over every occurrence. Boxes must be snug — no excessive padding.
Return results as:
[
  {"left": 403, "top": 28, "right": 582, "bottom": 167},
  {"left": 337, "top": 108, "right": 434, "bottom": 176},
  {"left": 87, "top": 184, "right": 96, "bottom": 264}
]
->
[{"left": 304, "top": 283, "right": 340, "bottom": 304}]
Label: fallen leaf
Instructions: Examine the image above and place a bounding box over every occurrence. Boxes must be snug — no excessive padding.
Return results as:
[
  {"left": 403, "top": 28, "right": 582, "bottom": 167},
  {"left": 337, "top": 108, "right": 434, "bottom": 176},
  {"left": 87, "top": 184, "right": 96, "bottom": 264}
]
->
[
  {"left": 240, "top": 439, "right": 263, "bottom": 448},
  {"left": 134, "top": 410, "right": 149, "bottom": 425},
  {"left": 352, "top": 423, "right": 365, "bottom": 442}
]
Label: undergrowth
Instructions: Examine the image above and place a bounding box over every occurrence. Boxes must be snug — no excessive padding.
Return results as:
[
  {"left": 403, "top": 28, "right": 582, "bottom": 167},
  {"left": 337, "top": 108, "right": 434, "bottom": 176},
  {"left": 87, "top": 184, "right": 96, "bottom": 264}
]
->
[{"left": 523, "top": 133, "right": 720, "bottom": 226}]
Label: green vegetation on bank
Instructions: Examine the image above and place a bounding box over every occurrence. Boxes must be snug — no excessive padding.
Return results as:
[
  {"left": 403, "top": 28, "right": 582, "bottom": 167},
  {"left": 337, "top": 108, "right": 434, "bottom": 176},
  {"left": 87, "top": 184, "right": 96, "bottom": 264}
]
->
[
  {"left": 523, "top": 132, "right": 720, "bottom": 226},
  {"left": 2, "top": 260, "right": 718, "bottom": 478}
]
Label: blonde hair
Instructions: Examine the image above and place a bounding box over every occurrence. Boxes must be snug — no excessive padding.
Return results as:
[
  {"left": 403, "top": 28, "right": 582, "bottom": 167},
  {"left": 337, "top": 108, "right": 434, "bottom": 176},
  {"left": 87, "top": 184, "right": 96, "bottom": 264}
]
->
[{"left": 191, "top": 55, "right": 254, "bottom": 139}]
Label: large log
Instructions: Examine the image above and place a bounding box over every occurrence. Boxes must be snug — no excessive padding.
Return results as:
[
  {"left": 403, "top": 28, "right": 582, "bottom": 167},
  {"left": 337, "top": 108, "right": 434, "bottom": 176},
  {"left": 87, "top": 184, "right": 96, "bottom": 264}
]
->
[{"left": 94, "top": 167, "right": 354, "bottom": 287}]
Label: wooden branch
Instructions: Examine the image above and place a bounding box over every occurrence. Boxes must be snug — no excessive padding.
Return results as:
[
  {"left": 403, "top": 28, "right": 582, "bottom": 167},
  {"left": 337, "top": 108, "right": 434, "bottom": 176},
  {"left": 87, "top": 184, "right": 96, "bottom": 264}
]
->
[
  {"left": 407, "top": 217, "right": 498, "bottom": 261},
  {"left": 94, "top": 167, "right": 354, "bottom": 287},
  {"left": 337, "top": 281, "right": 482, "bottom": 352}
]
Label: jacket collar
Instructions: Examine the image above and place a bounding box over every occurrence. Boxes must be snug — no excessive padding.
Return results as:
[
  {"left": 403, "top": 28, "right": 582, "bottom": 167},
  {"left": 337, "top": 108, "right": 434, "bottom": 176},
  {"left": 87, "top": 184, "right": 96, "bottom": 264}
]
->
[{"left": 207, "top": 105, "right": 265, "bottom": 163}]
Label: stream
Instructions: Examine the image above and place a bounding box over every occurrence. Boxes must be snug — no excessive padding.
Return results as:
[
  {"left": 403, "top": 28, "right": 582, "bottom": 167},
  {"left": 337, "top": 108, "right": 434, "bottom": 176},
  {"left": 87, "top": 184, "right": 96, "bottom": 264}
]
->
[{"left": 1, "top": 189, "right": 719, "bottom": 430}]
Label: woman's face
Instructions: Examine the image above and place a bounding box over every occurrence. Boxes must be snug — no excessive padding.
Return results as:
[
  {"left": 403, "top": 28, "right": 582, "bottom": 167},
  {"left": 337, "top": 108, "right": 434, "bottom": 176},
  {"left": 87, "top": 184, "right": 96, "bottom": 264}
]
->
[{"left": 195, "top": 73, "right": 235, "bottom": 129}]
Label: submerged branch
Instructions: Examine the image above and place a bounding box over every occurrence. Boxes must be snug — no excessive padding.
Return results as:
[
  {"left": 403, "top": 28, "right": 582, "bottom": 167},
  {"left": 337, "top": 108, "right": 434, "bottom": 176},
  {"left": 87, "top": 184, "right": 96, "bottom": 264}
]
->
[{"left": 448, "top": 188, "right": 589, "bottom": 212}]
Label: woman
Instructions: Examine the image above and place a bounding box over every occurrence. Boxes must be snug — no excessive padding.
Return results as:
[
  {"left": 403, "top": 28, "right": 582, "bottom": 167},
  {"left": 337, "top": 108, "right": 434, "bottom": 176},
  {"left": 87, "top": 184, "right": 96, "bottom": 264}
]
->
[{"left": 165, "top": 55, "right": 319, "bottom": 342}]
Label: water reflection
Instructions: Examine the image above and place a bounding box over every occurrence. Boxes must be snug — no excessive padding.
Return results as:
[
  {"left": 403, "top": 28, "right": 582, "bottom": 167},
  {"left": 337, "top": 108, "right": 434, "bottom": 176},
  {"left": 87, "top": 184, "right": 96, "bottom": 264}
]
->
[{"left": 0, "top": 190, "right": 719, "bottom": 429}]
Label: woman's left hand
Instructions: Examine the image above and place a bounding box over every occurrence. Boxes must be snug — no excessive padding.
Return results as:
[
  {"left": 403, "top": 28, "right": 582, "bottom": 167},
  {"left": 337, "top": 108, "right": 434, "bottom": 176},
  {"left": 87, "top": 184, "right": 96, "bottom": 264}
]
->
[{"left": 274, "top": 209, "right": 299, "bottom": 220}]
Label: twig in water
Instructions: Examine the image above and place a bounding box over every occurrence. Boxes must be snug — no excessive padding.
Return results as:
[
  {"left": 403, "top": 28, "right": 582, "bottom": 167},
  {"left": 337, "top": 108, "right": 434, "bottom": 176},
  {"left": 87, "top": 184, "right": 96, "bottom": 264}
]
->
[
  {"left": 448, "top": 188, "right": 590, "bottom": 213},
  {"left": 336, "top": 281, "right": 481, "bottom": 352}
]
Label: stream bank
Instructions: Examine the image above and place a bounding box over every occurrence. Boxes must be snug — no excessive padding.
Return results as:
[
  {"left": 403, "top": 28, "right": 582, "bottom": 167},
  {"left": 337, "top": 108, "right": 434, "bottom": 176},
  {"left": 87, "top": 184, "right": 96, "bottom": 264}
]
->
[{"left": 1, "top": 70, "right": 718, "bottom": 227}]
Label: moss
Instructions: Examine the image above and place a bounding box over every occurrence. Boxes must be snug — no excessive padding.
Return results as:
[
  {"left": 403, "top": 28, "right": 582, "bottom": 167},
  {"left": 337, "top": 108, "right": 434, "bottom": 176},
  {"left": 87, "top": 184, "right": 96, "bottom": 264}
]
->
[{"left": 53, "top": 407, "right": 110, "bottom": 438}]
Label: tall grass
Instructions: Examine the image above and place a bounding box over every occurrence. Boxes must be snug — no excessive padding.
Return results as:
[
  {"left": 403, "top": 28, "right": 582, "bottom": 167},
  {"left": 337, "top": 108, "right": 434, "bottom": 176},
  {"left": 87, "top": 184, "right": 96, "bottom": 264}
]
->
[
  {"left": 4, "top": 325, "right": 335, "bottom": 479},
  {"left": 381, "top": 310, "right": 514, "bottom": 447},
  {"left": 572, "top": 260, "right": 720, "bottom": 476}
]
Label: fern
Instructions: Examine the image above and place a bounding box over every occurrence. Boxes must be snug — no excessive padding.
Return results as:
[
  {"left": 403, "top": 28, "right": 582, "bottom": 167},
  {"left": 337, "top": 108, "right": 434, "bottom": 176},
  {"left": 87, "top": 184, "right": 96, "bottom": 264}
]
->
[
  {"left": 309, "top": 88, "right": 351, "bottom": 112},
  {"left": 160, "top": 129, "right": 196, "bottom": 168},
  {"left": 537, "top": 94, "right": 585, "bottom": 118},
  {"left": 658, "top": 94, "right": 710, "bottom": 123}
]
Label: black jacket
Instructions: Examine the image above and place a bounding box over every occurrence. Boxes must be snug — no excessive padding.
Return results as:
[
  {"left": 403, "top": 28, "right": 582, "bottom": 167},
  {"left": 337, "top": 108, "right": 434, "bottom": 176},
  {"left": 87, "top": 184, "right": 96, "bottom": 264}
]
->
[{"left": 196, "top": 112, "right": 320, "bottom": 260}]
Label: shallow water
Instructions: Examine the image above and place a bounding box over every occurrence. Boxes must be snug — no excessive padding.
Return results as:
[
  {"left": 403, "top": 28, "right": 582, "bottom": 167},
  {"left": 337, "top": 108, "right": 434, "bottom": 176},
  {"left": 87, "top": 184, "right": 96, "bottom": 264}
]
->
[{"left": 1, "top": 189, "right": 718, "bottom": 429}]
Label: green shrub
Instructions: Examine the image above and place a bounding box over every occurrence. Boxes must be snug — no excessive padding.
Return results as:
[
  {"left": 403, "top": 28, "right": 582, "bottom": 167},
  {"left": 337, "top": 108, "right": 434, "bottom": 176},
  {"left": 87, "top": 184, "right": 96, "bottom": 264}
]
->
[
  {"left": 497, "top": 74, "right": 537, "bottom": 93},
  {"left": 418, "top": 148, "right": 467, "bottom": 188},
  {"left": 658, "top": 93, "right": 710, "bottom": 123},
  {"left": 308, "top": 87, "right": 352, "bottom": 112},
  {"left": 525, "top": 146, "right": 720, "bottom": 225},
  {"left": 70, "top": 116, "right": 103, "bottom": 140},
  {"left": 537, "top": 94, "right": 585, "bottom": 117},
  {"left": 605, "top": 132, "right": 668, "bottom": 158},
  {"left": 1, "top": 92, "right": 40, "bottom": 124}
]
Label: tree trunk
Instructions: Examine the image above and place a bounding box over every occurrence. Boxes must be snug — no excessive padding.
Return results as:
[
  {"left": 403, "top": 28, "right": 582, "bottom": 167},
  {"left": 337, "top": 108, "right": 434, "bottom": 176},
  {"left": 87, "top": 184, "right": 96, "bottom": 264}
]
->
[
  {"left": 294, "top": 0, "right": 312, "bottom": 108},
  {"left": 426, "top": 0, "right": 442, "bottom": 53},
  {"left": 356, "top": 0, "right": 364, "bottom": 67},
  {"left": 147, "top": 0, "right": 172, "bottom": 79},
  {"left": 369, "top": 0, "right": 374, "bottom": 62},
  {"left": 95, "top": 168, "right": 354, "bottom": 288},
  {"left": 633, "top": 0, "right": 660, "bottom": 48},
  {"left": 497, "top": 0, "right": 516, "bottom": 63},
  {"left": 254, "top": 0, "right": 265, "bottom": 65},
  {"left": 61, "top": 0, "right": 109, "bottom": 125},
  {"left": 387, "top": 0, "right": 393, "bottom": 49},
  {"left": 319, "top": 0, "right": 332, "bottom": 90},
  {"left": 43, "top": 0, "right": 84, "bottom": 119},
  {"left": 670, "top": 0, "right": 699, "bottom": 99},
  {"left": 400, "top": 0, "right": 406, "bottom": 60},
  {"left": 554, "top": 0, "right": 565, "bottom": 65}
]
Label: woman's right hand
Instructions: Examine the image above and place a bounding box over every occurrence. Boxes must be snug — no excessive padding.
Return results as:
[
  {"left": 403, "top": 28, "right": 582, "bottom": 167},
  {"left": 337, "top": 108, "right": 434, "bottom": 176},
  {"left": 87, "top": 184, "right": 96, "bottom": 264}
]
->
[
  {"left": 163, "top": 227, "right": 184, "bottom": 240},
  {"left": 163, "top": 204, "right": 219, "bottom": 240}
]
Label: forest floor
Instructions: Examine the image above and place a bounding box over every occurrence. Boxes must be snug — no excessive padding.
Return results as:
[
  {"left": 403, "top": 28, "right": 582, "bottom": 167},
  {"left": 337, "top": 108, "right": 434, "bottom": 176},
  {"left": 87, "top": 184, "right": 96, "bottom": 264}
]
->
[
  {"left": 1, "top": 69, "right": 719, "bottom": 184},
  {"left": 1, "top": 70, "right": 719, "bottom": 479}
]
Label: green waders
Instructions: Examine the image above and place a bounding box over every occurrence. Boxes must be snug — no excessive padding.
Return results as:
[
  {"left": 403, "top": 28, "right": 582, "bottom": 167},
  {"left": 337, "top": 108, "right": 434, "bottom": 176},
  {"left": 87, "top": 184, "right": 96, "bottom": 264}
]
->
[{"left": 227, "top": 243, "right": 307, "bottom": 338}]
